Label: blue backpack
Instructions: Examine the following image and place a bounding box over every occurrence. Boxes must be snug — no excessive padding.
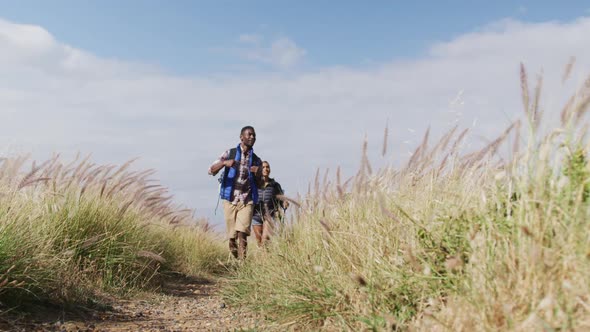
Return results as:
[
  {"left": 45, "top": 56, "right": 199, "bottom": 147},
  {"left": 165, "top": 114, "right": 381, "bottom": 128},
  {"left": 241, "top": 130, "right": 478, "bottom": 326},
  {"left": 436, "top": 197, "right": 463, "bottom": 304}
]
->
[
  {"left": 214, "top": 147, "right": 262, "bottom": 212},
  {"left": 215, "top": 148, "right": 237, "bottom": 214}
]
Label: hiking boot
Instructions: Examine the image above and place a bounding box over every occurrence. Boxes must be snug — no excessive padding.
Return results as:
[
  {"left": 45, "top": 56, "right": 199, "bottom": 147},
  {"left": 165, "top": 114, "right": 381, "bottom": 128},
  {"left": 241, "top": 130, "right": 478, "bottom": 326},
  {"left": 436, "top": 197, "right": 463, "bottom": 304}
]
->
[
  {"left": 229, "top": 237, "right": 238, "bottom": 259},
  {"left": 237, "top": 231, "right": 248, "bottom": 260}
]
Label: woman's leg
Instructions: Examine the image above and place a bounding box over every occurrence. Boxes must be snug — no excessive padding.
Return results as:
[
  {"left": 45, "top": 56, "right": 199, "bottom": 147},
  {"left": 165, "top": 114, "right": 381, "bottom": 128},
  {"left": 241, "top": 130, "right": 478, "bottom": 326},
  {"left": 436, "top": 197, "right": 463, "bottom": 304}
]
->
[
  {"left": 252, "top": 224, "right": 263, "bottom": 247},
  {"left": 261, "top": 214, "right": 274, "bottom": 244},
  {"left": 252, "top": 213, "right": 264, "bottom": 247}
]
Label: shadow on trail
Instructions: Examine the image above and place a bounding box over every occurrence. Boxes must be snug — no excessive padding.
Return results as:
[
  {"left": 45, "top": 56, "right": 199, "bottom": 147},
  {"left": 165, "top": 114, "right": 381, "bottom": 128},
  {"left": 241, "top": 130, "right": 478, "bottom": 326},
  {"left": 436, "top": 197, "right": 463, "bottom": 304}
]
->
[
  {"left": 158, "top": 272, "right": 215, "bottom": 297},
  {"left": 0, "top": 273, "right": 216, "bottom": 332}
]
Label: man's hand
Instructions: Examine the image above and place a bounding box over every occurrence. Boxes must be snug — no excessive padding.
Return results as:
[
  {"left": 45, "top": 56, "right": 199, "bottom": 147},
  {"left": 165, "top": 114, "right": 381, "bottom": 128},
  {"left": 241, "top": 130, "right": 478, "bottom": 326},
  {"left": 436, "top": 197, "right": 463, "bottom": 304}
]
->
[
  {"left": 283, "top": 201, "right": 290, "bottom": 210},
  {"left": 250, "top": 165, "right": 260, "bottom": 175},
  {"left": 209, "top": 158, "right": 234, "bottom": 176}
]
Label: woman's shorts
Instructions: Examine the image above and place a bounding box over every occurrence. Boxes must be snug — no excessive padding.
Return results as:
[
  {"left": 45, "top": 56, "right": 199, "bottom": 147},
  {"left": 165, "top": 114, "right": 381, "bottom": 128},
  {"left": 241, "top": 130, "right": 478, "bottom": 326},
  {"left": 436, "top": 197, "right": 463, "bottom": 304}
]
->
[{"left": 252, "top": 213, "right": 264, "bottom": 226}]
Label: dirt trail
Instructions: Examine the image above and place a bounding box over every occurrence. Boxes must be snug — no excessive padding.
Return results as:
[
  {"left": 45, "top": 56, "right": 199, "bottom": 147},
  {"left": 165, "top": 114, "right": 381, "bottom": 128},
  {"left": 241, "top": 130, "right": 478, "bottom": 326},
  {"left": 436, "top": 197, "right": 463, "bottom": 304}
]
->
[{"left": 1, "top": 275, "right": 263, "bottom": 332}]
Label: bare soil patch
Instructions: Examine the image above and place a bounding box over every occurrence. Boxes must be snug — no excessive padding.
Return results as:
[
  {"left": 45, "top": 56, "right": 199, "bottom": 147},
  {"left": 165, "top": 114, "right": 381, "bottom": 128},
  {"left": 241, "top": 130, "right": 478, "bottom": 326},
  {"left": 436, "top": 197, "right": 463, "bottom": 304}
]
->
[{"left": 0, "top": 274, "right": 262, "bottom": 332}]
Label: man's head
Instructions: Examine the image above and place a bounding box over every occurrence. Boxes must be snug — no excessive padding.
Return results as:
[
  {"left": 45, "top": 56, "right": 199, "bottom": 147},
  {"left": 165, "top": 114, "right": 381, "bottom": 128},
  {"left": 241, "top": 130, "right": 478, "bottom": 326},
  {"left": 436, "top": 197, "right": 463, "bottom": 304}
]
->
[
  {"left": 261, "top": 161, "right": 271, "bottom": 177},
  {"left": 240, "top": 126, "right": 256, "bottom": 149}
]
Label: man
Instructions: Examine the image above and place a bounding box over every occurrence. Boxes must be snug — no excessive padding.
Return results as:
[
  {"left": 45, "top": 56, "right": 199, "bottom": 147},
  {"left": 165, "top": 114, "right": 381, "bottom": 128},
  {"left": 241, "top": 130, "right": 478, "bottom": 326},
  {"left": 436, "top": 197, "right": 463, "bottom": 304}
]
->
[
  {"left": 252, "top": 161, "right": 289, "bottom": 247},
  {"left": 208, "top": 126, "right": 262, "bottom": 259}
]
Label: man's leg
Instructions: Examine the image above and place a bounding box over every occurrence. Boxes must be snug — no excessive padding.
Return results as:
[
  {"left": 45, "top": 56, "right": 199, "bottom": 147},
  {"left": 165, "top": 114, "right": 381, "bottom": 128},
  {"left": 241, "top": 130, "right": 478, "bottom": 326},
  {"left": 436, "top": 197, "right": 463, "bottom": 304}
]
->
[
  {"left": 237, "top": 231, "right": 248, "bottom": 259},
  {"left": 235, "top": 202, "right": 254, "bottom": 259},
  {"left": 228, "top": 234, "right": 238, "bottom": 258},
  {"left": 223, "top": 201, "right": 239, "bottom": 258}
]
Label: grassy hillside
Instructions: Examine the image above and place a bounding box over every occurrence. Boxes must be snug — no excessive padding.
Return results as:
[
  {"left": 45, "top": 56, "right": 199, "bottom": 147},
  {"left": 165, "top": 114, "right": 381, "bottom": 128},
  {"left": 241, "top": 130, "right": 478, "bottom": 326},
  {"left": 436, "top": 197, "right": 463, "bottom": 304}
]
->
[
  {"left": 224, "top": 66, "right": 590, "bottom": 331},
  {"left": 0, "top": 155, "right": 225, "bottom": 308}
]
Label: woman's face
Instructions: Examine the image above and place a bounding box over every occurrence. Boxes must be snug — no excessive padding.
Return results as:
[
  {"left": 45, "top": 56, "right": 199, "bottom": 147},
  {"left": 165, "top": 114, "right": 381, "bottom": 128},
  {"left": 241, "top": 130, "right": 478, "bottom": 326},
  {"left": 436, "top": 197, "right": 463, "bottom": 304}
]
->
[{"left": 262, "top": 162, "right": 271, "bottom": 177}]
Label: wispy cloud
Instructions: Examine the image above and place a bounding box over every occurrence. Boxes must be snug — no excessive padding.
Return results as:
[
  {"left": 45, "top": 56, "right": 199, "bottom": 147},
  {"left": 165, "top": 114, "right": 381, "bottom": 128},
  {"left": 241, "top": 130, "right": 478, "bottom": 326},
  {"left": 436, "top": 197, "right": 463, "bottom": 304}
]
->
[
  {"left": 238, "top": 33, "right": 263, "bottom": 45},
  {"left": 2, "top": 17, "right": 590, "bottom": 224},
  {"left": 232, "top": 33, "right": 307, "bottom": 69}
]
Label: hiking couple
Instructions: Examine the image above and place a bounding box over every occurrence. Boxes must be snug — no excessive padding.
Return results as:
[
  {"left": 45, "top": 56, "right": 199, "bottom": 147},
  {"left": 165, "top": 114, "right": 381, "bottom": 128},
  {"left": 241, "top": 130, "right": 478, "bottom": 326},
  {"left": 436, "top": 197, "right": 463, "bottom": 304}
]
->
[{"left": 207, "top": 126, "right": 288, "bottom": 259}]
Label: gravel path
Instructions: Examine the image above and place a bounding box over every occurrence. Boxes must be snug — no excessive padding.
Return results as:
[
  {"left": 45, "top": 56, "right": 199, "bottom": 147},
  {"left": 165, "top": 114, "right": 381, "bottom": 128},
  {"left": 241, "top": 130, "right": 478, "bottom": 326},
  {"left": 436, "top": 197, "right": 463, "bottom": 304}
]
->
[{"left": 1, "top": 275, "right": 264, "bottom": 332}]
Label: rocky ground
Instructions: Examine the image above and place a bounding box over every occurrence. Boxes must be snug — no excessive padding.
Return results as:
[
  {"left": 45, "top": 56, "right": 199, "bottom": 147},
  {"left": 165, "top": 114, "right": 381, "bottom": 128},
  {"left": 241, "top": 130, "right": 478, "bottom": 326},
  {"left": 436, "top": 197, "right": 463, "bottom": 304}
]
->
[{"left": 0, "top": 275, "right": 265, "bottom": 332}]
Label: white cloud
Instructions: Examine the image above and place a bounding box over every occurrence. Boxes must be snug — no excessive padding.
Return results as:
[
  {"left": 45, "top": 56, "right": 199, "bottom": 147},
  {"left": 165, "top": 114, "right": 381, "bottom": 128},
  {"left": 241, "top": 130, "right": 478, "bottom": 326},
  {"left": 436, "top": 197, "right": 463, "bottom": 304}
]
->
[
  {"left": 239, "top": 36, "right": 306, "bottom": 68},
  {"left": 2, "top": 17, "right": 590, "bottom": 225},
  {"left": 238, "top": 33, "right": 262, "bottom": 45},
  {"left": 268, "top": 38, "right": 307, "bottom": 68}
]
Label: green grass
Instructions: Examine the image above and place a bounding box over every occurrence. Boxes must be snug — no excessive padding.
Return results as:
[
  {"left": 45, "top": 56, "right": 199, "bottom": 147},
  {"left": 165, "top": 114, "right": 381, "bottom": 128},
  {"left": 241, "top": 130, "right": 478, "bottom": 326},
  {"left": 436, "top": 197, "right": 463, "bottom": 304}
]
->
[
  {"left": 223, "top": 66, "right": 590, "bottom": 330},
  {"left": 0, "top": 156, "right": 225, "bottom": 308},
  {"left": 3, "top": 63, "right": 590, "bottom": 331}
]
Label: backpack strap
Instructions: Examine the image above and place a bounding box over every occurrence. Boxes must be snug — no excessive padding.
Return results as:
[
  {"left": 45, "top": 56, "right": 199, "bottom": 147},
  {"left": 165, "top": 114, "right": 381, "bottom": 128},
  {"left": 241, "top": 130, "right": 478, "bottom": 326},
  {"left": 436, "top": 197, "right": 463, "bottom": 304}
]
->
[
  {"left": 228, "top": 148, "right": 237, "bottom": 161},
  {"left": 215, "top": 147, "right": 238, "bottom": 214},
  {"left": 252, "top": 152, "right": 261, "bottom": 166},
  {"left": 219, "top": 148, "right": 238, "bottom": 181}
]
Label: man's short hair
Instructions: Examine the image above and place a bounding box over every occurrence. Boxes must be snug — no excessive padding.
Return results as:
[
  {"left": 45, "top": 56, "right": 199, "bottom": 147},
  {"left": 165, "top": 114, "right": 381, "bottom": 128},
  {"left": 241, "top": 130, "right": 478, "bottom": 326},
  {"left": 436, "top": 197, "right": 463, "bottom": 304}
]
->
[{"left": 241, "top": 126, "right": 255, "bottom": 135}]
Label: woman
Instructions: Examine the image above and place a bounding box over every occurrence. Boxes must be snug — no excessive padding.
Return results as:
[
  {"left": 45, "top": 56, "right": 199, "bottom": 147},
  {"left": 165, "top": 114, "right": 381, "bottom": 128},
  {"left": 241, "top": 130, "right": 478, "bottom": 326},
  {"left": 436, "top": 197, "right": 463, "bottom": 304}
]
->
[{"left": 251, "top": 161, "right": 289, "bottom": 246}]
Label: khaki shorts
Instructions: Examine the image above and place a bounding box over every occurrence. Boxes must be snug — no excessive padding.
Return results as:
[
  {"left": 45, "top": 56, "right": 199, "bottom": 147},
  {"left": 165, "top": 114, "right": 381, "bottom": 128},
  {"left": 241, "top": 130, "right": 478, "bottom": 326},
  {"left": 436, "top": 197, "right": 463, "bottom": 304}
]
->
[{"left": 223, "top": 200, "right": 254, "bottom": 239}]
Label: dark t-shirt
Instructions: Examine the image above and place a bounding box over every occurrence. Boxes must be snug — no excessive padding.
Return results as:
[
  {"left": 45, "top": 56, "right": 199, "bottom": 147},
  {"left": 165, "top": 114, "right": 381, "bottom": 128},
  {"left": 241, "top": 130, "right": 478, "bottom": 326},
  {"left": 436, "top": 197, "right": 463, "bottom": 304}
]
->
[{"left": 253, "top": 178, "right": 284, "bottom": 219}]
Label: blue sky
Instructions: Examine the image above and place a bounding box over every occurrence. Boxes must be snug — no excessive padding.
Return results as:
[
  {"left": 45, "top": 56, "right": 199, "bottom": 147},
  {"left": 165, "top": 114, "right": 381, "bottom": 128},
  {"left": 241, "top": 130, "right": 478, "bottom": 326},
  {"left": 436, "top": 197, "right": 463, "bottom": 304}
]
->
[
  {"left": 2, "top": 2, "right": 590, "bottom": 224},
  {"left": 1, "top": 1, "right": 589, "bottom": 75}
]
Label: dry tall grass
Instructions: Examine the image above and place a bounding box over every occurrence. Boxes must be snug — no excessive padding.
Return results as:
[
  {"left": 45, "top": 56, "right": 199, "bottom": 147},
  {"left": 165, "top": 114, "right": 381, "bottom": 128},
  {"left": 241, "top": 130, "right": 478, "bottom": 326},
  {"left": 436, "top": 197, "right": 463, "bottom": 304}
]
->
[
  {"left": 224, "top": 65, "right": 590, "bottom": 331},
  {"left": 0, "top": 155, "right": 225, "bottom": 308}
]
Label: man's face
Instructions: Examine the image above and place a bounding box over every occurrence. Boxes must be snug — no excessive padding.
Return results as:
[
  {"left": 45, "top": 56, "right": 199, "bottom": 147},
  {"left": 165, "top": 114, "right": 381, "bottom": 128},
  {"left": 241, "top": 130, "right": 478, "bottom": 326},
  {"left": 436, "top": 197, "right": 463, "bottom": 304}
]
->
[
  {"left": 240, "top": 128, "right": 256, "bottom": 148},
  {"left": 262, "top": 162, "right": 271, "bottom": 177}
]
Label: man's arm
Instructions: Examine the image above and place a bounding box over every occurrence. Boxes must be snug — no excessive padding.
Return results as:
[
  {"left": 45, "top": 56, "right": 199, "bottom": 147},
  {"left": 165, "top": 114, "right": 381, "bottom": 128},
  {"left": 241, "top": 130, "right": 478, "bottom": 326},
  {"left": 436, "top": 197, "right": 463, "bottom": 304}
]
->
[
  {"left": 209, "top": 159, "right": 235, "bottom": 176},
  {"left": 208, "top": 150, "right": 234, "bottom": 176}
]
